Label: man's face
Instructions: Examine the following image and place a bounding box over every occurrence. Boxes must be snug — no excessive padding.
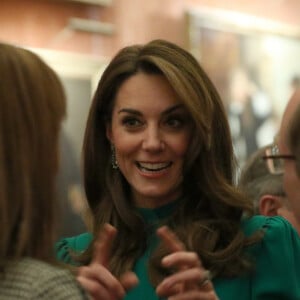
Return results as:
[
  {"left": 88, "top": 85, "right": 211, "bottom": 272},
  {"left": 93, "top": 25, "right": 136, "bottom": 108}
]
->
[{"left": 278, "top": 91, "right": 300, "bottom": 222}]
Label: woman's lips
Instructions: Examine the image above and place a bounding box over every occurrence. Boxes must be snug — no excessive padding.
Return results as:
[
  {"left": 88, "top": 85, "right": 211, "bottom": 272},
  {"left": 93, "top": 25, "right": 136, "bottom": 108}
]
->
[{"left": 136, "top": 161, "right": 172, "bottom": 172}]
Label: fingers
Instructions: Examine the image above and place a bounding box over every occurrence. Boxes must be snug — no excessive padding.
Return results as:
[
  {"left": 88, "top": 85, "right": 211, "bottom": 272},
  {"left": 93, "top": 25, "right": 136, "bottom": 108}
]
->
[
  {"left": 77, "top": 276, "right": 105, "bottom": 299},
  {"left": 166, "top": 289, "right": 218, "bottom": 300},
  {"left": 119, "top": 271, "right": 139, "bottom": 291},
  {"left": 79, "top": 224, "right": 128, "bottom": 299},
  {"left": 159, "top": 268, "right": 208, "bottom": 288},
  {"left": 200, "top": 279, "right": 214, "bottom": 292},
  {"left": 156, "top": 226, "right": 186, "bottom": 252},
  {"left": 77, "top": 265, "right": 125, "bottom": 299},
  {"left": 157, "top": 226, "right": 196, "bottom": 293},
  {"left": 77, "top": 276, "right": 113, "bottom": 300},
  {"left": 156, "top": 268, "right": 209, "bottom": 297},
  {"left": 92, "top": 223, "right": 117, "bottom": 267},
  {"left": 157, "top": 277, "right": 218, "bottom": 300},
  {"left": 156, "top": 226, "right": 216, "bottom": 299},
  {"left": 157, "top": 226, "right": 203, "bottom": 271},
  {"left": 161, "top": 251, "right": 201, "bottom": 269}
]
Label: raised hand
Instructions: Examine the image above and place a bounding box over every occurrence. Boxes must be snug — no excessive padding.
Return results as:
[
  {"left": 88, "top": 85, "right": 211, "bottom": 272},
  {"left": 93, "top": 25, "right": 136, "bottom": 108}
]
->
[
  {"left": 156, "top": 226, "right": 219, "bottom": 300},
  {"left": 77, "top": 223, "right": 138, "bottom": 300}
]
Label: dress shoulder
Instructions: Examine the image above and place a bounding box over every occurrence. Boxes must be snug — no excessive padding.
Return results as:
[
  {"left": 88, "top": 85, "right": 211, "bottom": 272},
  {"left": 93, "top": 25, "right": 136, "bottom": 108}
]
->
[
  {"left": 242, "top": 215, "right": 299, "bottom": 245},
  {"left": 215, "top": 216, "right": 300, "bottom": 300},
  {"left": 246, "top": 216, "right": 300, "bottom": 299},
  {"left": 241, "top": 215, "right": 268, "bottom": 236},
  {"left": 55, "top": 232, "right": 93, "bottom": 264}
]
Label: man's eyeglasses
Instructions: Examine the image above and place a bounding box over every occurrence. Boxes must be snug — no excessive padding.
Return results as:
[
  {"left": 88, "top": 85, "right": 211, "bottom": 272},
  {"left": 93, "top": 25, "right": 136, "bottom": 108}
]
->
[{"left": 262, "top": 144, "right": 295, "bottom": 175}]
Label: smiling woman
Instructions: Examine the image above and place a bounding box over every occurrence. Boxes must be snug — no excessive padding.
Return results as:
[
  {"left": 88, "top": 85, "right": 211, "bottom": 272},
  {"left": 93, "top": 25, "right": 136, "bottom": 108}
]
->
[
  {"left": 106, "top": 73, "right": 192, "bottom": 208},
  {"left": 55, "top": 39, "right": 300, "bottom": 300}
]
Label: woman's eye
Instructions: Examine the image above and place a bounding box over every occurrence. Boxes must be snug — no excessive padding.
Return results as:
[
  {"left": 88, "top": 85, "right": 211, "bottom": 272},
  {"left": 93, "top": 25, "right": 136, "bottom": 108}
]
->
[
  {"left": 122, "top": 117, "right": 142, "bottom": 128},
  {"left": 166, "top": 117, "right": 184, "bottom": 128}
]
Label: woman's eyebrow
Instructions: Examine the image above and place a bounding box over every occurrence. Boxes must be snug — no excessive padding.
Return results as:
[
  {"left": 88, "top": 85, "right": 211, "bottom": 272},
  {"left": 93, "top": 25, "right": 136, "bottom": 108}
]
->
[
  {"left": 118, "top": 108, "right": 141, "bottom": 115},
  {"left": 162, "top": 104, "right": 184, "bottom": 116},
  {"left": 118, "top": 104, "right": 184, "bottom": 115}
]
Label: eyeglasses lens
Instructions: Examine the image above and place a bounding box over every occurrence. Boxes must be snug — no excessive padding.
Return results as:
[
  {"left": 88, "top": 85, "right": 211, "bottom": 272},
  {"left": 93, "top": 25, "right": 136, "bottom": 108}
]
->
[{"left": 265, "top": 145, "right": 284, "bottom": 175}]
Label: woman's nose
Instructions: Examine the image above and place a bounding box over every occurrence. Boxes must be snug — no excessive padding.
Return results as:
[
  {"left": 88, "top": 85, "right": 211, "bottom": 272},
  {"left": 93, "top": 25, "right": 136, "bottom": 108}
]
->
[{"left": 142, "top": 125, "right": 164, "bottom": 152}]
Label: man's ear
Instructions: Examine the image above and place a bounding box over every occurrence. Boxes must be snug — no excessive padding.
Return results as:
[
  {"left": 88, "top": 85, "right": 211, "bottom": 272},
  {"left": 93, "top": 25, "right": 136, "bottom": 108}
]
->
[{"left": 259, "top": 195, "right": 283, "bottom": 216}]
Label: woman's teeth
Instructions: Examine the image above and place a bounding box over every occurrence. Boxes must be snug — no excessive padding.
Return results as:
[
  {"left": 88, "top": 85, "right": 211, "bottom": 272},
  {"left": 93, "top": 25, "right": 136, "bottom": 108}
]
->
[{"left": 137, "top": 162, "right": 171, "bottom": 172}]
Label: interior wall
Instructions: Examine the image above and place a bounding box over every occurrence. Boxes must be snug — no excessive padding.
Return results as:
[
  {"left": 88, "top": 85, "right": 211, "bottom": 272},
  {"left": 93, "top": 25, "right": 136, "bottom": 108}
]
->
[
  {"left": 0, "top": 0, "right": 299, "bottom": 57},
  {"left": 187, "top": 0, "right": 300, "bottom": 26},
  {"left": 1, "top": 0, "right": 299, "bottom": 235},
  {"left": 0, "top": 0, "right": 115, "bottom": 56}
]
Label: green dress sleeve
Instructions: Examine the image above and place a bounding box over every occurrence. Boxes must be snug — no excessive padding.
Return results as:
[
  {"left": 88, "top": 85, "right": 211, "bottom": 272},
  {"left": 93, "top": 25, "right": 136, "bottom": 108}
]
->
[
  {"left": 251, "top": 216, "right": 300, "bottom": 299},
  {"left": 215, "top": 215, "right": 300, "bottom": 300},
  {"left": 55, "top": 232, "right": 93, "bottom": 265}
]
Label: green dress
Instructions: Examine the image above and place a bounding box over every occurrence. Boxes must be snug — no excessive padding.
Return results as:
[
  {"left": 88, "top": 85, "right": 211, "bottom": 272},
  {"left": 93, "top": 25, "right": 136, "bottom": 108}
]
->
[{"left": 55, "top": 204, "right": 300, "bottom": 300}]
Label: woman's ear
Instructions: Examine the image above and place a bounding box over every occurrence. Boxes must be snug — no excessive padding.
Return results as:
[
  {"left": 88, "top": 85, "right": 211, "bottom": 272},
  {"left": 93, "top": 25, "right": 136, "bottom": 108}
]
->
[
  {"left": 259, "top": 195, "right": 282, "bottom": 216},
  {"left": 105, "top": 122, "right": 113, "bottom": 143}
]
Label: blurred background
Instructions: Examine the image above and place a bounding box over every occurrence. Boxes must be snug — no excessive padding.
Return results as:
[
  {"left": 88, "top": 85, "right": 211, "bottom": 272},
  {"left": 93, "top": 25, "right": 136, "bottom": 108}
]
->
[{"left": 2, "top": 0, "right": 299, "bottom": 236}]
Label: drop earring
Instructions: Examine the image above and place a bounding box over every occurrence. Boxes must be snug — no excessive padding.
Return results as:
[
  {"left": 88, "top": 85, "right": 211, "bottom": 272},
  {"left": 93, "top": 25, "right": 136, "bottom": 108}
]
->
[{"left": 111, "top": 144, "right": 119, "bottom": 169}]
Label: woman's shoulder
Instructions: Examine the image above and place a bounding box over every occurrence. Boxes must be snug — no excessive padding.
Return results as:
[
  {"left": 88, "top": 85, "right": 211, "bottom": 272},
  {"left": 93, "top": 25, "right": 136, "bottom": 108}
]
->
[
  {"left": 28, "top": 258, "right": 89, "bottom": 299},
  {"left": 17, "top": 258, "right": 73, "bottom": 280},
  {"left": 5, "top": 257, "right": 61, "bottom": 276},
  {"left": 55, "top": 232, "right": 93, "bottom": 264},
  {"left": 1, "top": 258, "right": 88, "bottom": 299}
]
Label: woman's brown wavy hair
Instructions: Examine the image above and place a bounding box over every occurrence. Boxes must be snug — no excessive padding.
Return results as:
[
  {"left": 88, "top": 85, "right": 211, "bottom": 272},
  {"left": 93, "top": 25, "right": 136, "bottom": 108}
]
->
[{"left": 80, "top": 39, "right": 258, "bottom": 283}]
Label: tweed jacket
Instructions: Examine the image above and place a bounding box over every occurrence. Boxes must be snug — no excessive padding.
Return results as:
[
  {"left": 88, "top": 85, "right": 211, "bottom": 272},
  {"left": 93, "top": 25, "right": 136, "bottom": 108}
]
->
[{"left": 0, "top": 257, "right": 88, "bottom": 299}]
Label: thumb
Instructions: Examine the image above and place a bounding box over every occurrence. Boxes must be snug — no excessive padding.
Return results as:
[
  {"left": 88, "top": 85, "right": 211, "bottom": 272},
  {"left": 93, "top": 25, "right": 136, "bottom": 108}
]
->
[{"left": 120, "top": 271, "right": 139, "bottom": 292}]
